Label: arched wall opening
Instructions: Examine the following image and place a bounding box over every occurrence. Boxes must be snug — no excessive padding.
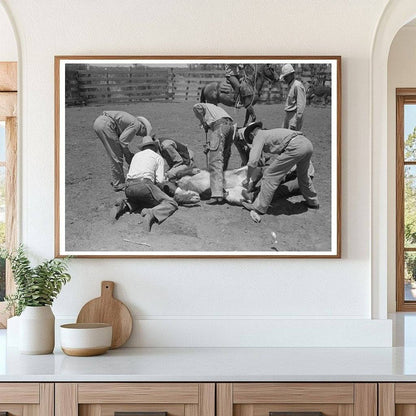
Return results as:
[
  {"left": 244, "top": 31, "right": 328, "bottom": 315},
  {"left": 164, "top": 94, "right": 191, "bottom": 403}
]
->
[
  {"left": 387, "top": 18, "right": 416, "bottom": 313},
  {"left": 371, "top": 0, "right": 416, "bottom": 319}
]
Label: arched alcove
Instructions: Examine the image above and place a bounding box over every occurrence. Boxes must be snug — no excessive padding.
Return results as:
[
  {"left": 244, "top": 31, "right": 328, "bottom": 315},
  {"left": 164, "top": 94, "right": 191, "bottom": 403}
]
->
[
  {"left": 387, "top": 19, "right": 416, "bottom": 313},
  {"left": 371, "top": 0, "right": 416, "bottom": 319}
]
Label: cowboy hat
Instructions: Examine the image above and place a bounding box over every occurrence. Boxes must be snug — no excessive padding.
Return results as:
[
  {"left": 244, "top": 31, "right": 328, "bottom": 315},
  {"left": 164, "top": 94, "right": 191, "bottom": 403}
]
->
[
  {"left": 136, "top": 116, "right": 152, "bottom": 137},
  {"left": 139, "top": 136, "right": 159, "bottom": 150},
  {"left": 279, "top": 63, "right": 295, "bottom": 81},
  {"left": 242, "top": 121, "right": 263, "bottom": 144}
]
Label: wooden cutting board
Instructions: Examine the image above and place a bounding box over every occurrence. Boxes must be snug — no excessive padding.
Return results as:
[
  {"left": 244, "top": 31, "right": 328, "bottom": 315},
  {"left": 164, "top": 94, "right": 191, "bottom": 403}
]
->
[{"left": 76, "top": 281, "right": 133, "bottom": 349}]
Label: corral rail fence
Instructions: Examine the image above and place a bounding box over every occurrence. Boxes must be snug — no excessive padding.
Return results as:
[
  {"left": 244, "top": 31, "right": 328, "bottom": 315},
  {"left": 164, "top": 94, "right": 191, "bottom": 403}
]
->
[{"left": 65, "top": 64, "right": 332, "bottom": 107}]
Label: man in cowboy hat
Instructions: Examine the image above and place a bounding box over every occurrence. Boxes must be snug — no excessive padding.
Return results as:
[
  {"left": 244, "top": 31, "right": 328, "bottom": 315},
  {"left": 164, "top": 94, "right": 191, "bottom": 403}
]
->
[
  {"left": 112, "top": 136, "right": 178, "bottom": 232},
  {"left": 280, "top": 64, "right": 306, "bottom": 131},
  {"left": 192, "top": 103, "right": 236, "bottom": 204},
  {"left": 93, "top": 110, "right": 152, "bottom": 191},
  {"left": 239, "top": 122, "right": 319, "bottom": 222}
]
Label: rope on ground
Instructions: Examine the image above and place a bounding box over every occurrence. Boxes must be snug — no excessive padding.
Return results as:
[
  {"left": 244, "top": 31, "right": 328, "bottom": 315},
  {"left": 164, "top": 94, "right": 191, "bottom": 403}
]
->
[{"left": 123, "top": 239, "right": 151, "bottom": 247}]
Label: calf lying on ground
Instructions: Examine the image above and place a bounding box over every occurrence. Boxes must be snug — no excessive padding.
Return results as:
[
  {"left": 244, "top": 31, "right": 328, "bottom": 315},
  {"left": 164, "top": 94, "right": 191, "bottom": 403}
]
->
[{"left": 176, "top": 164, "right": 315, "bottom": 206}]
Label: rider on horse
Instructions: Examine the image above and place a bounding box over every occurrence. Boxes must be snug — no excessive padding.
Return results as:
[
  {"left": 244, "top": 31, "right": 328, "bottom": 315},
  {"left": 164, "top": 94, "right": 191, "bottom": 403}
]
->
[
  {"left": 225, "top": 64, "right": 245, "bottom": 105},
  {"left": 201, "top": 63, "right": 277, "bottom": 126}
]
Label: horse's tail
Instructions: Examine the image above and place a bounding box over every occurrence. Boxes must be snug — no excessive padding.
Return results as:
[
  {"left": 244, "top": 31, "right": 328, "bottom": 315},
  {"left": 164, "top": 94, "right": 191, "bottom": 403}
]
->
[{"left": 200, "top": 86, "right": 206, "bottom": 103}]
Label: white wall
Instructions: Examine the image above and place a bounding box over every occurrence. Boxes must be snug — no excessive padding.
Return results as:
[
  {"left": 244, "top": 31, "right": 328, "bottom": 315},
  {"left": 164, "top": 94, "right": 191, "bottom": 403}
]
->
[
  {"left": 387, "top": 25, "right": 416, "bottom": 312},
  {"left": 0, "top": 0, "right": 394, "bottom": 346},
  {"left": 0, "top": 3, "right": 17, "bottom": 61}
]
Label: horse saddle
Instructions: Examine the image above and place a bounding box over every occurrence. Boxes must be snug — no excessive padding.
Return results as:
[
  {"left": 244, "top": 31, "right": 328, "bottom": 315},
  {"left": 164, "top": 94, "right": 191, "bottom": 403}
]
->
[{"left": 219, "top": 80, "right": 233, "bottom": 95}]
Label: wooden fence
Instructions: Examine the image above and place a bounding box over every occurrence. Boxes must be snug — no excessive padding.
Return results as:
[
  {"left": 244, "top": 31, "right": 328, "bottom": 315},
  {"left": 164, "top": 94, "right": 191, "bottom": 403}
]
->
[{"left": 65, "top": 65, "right": 332, "bottom": 107}]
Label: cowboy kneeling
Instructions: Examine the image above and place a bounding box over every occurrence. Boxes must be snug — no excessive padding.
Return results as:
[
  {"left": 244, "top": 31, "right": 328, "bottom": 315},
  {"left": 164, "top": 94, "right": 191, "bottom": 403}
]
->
[
  {"left": 240, "top": 122, "right": 319, "bottom": 222},
  {"left": 112, "top": 136, "right": 178, "bottom": 232}
]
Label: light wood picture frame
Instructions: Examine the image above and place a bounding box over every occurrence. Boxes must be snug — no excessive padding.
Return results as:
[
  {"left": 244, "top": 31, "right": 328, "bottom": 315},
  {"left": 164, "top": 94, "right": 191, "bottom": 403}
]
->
[{"left": 55, "top": 56, "right": 341, "bottom": 258}]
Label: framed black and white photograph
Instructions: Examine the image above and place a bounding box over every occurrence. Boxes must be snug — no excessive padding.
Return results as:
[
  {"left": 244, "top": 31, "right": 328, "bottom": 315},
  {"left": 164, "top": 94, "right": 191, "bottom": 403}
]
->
[{"left": 55, "top": 56, "right": 341, "bottom": 258}]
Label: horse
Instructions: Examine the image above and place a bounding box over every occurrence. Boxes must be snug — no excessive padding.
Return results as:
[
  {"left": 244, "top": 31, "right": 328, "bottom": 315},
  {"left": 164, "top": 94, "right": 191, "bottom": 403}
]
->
[
  {"left": 306, "top": 83, "right": 331, "bottom": 105},
  {"left": 200, "top": 64, "right": 278, "bottom": 126}
]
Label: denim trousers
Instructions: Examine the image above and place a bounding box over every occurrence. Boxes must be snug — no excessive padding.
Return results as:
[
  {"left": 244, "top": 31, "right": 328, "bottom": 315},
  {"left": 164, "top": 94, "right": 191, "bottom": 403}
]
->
[
  {"left": 125, "top": 179, "right": 178, "bottom": 223},
  {"left": 93, "top": 115, "right": 134, "bottom": 188},
  {"left": 208, "top": 122, "right": 234, "bottom": 198}
]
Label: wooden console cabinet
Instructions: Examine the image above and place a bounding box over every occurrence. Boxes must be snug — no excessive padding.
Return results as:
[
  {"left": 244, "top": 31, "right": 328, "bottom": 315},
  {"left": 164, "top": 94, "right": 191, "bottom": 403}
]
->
[
  {"left": 0, "top": 383, "right": 53, "bottom": 416},
  {"left": 0, "top": 381, "right": 403, "bottom": 416}
]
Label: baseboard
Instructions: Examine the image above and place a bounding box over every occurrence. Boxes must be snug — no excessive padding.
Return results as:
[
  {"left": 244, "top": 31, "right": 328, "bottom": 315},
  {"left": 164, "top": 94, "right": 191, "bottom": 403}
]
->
[{"left": 56, "top": 317, "right": 392, "bottom": 347}]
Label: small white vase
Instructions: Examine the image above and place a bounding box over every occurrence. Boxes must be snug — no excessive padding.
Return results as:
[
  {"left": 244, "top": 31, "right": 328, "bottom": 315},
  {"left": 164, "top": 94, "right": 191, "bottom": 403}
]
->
[{"left": 19, "top": 306, "right": 55, "bottom": 354}]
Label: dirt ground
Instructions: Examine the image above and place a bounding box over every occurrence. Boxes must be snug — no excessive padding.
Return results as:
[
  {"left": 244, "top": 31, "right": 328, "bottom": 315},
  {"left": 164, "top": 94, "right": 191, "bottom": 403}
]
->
[{"left": 64, "top": 102, "right": 332, "bottom": 253}]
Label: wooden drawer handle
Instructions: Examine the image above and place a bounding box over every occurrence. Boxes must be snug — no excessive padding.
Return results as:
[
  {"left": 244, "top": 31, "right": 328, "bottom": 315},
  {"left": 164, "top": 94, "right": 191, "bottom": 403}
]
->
[
  {"left": 270, "top": 413, "right": 324, "bottom": 416},
  {"left": 115, "top": 412, "right": 167, "bottom": 416}
]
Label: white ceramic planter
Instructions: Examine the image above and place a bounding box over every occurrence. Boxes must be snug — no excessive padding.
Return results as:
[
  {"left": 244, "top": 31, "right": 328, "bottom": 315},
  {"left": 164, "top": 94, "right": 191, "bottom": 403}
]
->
[{"left": 19, "top": 306, "right": 55, "bottom": 354}]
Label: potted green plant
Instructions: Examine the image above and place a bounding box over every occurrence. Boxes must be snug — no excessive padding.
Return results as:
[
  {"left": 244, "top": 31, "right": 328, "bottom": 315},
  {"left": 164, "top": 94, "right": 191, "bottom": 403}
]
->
[{"left": 1, "top": 245, "right": 71, "bottom": 354}]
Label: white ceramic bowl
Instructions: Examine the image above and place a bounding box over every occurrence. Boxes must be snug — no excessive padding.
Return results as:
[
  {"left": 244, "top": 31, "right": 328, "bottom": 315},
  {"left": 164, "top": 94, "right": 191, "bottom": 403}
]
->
[{"left": 60, "top": 323, "right": 112, "bottom": 356}]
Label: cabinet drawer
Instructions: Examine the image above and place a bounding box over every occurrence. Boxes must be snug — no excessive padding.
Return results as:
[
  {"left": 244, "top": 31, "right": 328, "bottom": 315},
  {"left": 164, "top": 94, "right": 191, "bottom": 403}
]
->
[
  {"left": 0, "top": 383, "right": 53, "bottom": 416},
  {"left": 0, "top": 383, "right": 39, "bottom": 403},
  {"left": 379, "top": 383, "right": 416, "bottom": 416},
  {"left": 56, "top": 383, "right": 215, "bottom": 416},
  {"left": 218, "top": 383, "right": 376, "bottom": 416},
  {"left": 80, "top": 403, "right": 185, "bottom": 416},
  {"left": 78, "top": 383, "right": 200, "bottom": 404}
]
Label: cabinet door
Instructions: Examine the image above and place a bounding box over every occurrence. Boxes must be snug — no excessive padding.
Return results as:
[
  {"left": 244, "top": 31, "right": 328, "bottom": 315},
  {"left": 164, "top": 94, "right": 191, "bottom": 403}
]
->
[
  {"left": 55, "top": 383, "right": 215, "bottom": 416},
  {"left": 0, "top": 383, "right": 53, "bottom": 416},
  {"left": 217, "top": 383, "right": 377, "bottom": 416},
  {"left": 379, "top": 383, "right": 416, "bottom": 416}
]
